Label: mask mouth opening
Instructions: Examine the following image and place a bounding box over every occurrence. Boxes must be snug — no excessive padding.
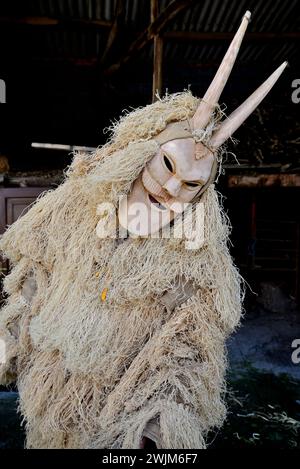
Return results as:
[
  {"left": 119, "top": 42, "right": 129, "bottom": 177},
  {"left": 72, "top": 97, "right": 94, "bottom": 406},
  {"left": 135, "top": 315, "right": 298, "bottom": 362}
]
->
[{"left": 148, "top": 193, "right": 168, "bottom": 211}]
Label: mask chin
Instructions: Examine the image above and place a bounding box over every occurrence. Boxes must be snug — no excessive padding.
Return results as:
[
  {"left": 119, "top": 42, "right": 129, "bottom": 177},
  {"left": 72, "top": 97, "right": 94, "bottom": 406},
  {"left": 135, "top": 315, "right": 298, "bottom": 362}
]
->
[{"left": 118, "top": 176, "right": 175, "bottom": 236}]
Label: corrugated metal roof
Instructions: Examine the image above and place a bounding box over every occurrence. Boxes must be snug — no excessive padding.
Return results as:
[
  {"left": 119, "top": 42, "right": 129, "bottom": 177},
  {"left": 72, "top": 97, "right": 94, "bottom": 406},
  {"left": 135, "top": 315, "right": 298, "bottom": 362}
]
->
[
  {"left": 0, "top": 0, "right": 298, "bottom": 65},
  {"left": 0, "top": 0, "right": 298, "bottom": 169}
]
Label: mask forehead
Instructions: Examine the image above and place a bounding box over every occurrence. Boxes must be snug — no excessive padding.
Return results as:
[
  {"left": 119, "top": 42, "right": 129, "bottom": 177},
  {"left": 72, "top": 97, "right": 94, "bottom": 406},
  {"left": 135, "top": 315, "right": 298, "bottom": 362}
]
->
[{"left": 161, "top": 138, "right": 214, "bottom": 183}]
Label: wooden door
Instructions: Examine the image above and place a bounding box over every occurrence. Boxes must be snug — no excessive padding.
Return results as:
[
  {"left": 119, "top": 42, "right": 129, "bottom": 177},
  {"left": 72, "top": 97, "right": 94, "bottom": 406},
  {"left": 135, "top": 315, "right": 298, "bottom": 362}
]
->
[{"left": 0, "top": 187, "right": 50, "bottom": 284}]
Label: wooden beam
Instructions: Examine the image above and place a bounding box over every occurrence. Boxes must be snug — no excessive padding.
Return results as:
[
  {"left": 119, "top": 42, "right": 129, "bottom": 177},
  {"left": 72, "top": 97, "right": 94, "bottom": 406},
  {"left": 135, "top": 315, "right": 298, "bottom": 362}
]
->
[
  {"left": 164, "top": 30, "right": 300, "bottom": 41},
  {"left": 0, "top": 16, "right": 111, "bottom": 28},
  {"left": 7, "top": 174, "right": 63, "bottom": 187},
  {"left": 1, "top": 17, "right": 299, "bottom": 41},
  {"left": 151, "top": 0, "right": 159, "bottom": 22},
  {"left": 104, "top": 0, "right": 196, "bottom": 76},
  {"left": 152, "top": 37, "right": 164, "bottom": 101},
  {"left": 151, "top": 0, "right": 164, "bottom": 102},
  {"left": 1, "top": 16, "right": 299, "bottom": 41},
  {"left": 228, "top": 174, "right": 300, "bottom": 188},
  {"left": 100, "top": 0, "right": 125, "bottom": 65}
]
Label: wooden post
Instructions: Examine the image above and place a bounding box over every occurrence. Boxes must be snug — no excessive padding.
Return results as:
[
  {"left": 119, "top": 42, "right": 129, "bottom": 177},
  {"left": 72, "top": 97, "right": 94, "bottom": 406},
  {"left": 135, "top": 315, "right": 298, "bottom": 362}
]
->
[{"left": 151, "top": 0, "right": 163, "bottom": 102}]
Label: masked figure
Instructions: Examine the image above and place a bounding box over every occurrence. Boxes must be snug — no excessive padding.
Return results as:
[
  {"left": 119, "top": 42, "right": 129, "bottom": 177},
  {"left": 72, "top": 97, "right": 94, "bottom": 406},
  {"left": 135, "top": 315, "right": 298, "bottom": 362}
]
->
[{"left": 0, "top": 11, "right": 286, "bottom": 449}]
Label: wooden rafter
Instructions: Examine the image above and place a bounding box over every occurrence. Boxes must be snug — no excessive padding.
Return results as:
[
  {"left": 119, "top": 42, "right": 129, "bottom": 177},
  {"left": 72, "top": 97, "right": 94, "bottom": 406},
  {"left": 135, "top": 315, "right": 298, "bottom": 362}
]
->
[
  {"left": 228, "top": 174, "right": 300, "bottom": 188},
  {"left": 0, "top": 16, "right": 111, "bottom": 28},
  {"left": 1, "top": 16, "right": 298, "bottom": 41},
  {"left": 165, "top": 31, "right": 300, "bottom": 41},
  {"left": 103, "top": 0, "right": 196, "bottom": 76},
  {"left": 100, "top": 0, "right": 125, "bottom": 65}
]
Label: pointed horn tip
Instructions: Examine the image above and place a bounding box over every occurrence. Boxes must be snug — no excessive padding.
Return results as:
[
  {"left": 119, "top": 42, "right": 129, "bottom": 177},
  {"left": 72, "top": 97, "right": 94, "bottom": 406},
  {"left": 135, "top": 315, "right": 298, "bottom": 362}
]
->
[
  {"left": 209, "top": 59, "right": 289, "bottom": 149},
  {"left": 244, "top": 10, "right": 251, "bottom": 21},
  {"left": 276, "top": 61, "right": 289, "bottom": 73}
]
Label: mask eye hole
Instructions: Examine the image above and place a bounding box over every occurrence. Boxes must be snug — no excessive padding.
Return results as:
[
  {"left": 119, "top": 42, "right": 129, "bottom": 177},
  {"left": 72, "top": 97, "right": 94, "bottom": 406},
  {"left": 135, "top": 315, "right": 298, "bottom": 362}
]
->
[
  {"left": 184, "top": 181, "right": 202, "bottom": 190},
  {"left": 163, "top": 153, "right": 174, "bottom": 173}
]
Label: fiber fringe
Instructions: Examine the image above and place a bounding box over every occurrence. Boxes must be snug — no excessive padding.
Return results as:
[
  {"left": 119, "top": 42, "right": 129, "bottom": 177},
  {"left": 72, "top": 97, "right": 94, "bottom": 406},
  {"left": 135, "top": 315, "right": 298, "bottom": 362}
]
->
[{"left": 0, "top": 92, "right": 244, "bottom": 448}]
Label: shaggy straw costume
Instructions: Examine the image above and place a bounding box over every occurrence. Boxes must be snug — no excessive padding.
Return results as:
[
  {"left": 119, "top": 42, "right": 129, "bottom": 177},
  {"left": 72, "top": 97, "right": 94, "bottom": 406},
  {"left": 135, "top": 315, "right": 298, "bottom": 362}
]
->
[{"left": 0, "top": 93, "right": 243, "bottom": 448}]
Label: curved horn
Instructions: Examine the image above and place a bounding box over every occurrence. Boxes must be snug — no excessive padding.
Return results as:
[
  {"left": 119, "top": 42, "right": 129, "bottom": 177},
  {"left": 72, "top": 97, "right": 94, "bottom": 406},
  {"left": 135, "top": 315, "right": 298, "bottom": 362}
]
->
[
  {"left": 210, "top": 61, "right": 288, "bottom": 149},
  {"left": 192, "top": 10, "right": 251, "bottom": 131}
]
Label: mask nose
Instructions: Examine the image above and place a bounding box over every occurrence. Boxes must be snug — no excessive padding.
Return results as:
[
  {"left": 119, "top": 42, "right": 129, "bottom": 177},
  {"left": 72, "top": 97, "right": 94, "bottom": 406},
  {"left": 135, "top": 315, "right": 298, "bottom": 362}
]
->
[{"left": 163, "top": 176, "right": 181, "bottom": 197}]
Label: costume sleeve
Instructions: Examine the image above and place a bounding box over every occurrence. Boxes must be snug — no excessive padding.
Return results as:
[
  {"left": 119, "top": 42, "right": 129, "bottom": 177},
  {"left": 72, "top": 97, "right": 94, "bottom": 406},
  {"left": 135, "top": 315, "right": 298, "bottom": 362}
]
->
[
  {"left": 95, "top": 254, "right": 242, "bottom": 449},
  {"left": 0, "top": 257, "right": 48, "bottom": 385}
]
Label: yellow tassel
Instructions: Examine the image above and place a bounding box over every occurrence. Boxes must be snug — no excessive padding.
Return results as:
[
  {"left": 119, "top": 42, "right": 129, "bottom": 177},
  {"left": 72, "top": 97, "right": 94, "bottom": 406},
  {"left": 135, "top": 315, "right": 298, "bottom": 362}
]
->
[
  {"left": 101, "top": 288, "right": 108, "bottom": 302},
  {"left": 95, "top": 272, "right": 100, "bottom": 278}
]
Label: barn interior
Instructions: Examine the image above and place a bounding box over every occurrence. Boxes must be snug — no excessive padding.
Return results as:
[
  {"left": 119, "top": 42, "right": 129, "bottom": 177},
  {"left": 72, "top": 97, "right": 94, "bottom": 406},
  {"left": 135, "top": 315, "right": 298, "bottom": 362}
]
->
[{"left": 0, "top": 0, "right": 299, "bottom": 448}]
